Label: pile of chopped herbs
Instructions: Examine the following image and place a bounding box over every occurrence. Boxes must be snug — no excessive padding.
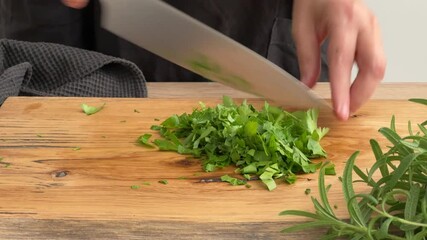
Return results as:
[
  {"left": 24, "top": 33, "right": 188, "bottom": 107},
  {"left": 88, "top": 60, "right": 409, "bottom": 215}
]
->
[
  {"left": 139, "top": 96, "right": 330, "bottom": 191},
  {"left": 281, "top": 98, "right": 427, "bottom": 239}
]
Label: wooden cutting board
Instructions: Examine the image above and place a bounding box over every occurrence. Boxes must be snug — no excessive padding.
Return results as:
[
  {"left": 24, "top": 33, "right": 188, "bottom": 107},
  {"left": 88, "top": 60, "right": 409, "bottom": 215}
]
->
[{"left": 0, "top": 97, "right": 426, "bottom": 239}]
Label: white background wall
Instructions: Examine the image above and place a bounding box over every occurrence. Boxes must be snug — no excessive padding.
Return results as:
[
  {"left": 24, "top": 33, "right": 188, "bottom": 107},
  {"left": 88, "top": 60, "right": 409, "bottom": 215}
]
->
[{"left": 364, "top": 0, "right": 427, "bottom": 82}]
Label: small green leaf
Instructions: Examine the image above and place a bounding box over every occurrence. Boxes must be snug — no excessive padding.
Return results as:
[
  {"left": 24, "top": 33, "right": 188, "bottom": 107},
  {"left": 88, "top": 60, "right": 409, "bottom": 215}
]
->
[
  {"left": 242, "top": 164, "right": 257, "bottom": 174},
  {"left": 244, "top": 121, "right": 259, "bottom": 136},
  {"left": 81, "top": 103, "right": 105, "bottom": 115},
  {"left": 281, "top": 221, "right": 334, "bottom": 233},
  {"left": 342, "top": 151, "right": 366, "bottom": 227},
  {"left": 383, "top": 153, "right": 419, "bottom": 193},
  {"left": 259, "top": 164, "right": 279, "bottom": 191},
  {"left": 403, "top": 184, "right": 421, "bottom": 236},
  {"left": 137, "top": 134, "right": 154, "bottom": 148},
  {"left": 130, "top": 185, "right": 140, "bottom": 190},
  {"left": 205, "top": 163, "right": 216, "bottom": 172},
  {"left": 153, "top": 139, "right": 178, "bottom": 151},
  {"left": 409, "top": 98, "right": 427, "bottom": 105},
  {"left": 318, "top": 163, "right": 335, "bottom": 216},
  {"left": 324, "top": 164, "right": 336, "bottom": 175},
  {"left": 243, "top": 174, "right": 252, "bottom": 180},
  {"left": 369, "top": 139, "right": 389, "bottom": 178},
  {"left": 284, "top": 173, "right": 297, "bottom": 184},
  {"left": 158, "top": 180, "right": 168, "bottom": 185},
  {"left": 220, "top": 175, "right": 246, "bottom": 186},
  {"left": 222, "top": 95, "right": 234, "bottom": 107},
  {"left": 279, "top": 210, "right": 321, "bottom": 219}
]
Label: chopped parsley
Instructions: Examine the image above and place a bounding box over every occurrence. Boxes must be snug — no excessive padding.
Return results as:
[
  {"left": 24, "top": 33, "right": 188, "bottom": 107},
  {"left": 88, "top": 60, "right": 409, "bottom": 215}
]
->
[
  {"left": 220, "top": 175, "right": 247, "bottom": 186},
  {"left": 140, "top": 96, "right": 330, "bottom": 191}
]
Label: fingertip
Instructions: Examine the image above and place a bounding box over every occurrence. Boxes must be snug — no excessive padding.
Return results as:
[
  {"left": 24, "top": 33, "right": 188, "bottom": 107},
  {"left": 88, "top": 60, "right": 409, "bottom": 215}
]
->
[
  {"left": 301, "top": 74, "right": 318, "bottom": 88},
  {"left": 333, "top": 98, "right": 350, "bottom": 121},
  {"left": 334, "top": 106, "right": 350, "bottom": 121},
  {"left": 62, "top": 0, "right": 89, "bottom": 9}
]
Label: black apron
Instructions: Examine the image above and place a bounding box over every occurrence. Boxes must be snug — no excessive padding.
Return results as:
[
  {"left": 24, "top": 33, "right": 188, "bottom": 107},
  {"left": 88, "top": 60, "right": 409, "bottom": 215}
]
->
[{"left": 0, "top": 0, "right": 329, "bottom": 82}]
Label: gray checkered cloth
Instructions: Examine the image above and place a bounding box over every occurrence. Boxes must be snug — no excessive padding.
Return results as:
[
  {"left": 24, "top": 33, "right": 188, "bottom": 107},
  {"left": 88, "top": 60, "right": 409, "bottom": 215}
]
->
[{"left": 0, "top": 39, "right": 147, "bottom": 105}]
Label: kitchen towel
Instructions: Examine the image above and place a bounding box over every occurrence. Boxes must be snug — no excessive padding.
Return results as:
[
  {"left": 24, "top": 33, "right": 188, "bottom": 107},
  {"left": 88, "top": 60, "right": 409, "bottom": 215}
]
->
[{"left": 0, "top": 39, "right": 147, "bottom": 105}]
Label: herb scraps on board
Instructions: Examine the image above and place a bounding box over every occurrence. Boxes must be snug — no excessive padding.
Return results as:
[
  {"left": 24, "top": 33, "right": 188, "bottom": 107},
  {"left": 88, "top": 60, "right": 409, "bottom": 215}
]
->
[
  {"left": 158, "top": 180, "right": 168, "bottom": 185},
  {"left": 1, "top": 157, "right": 10, "bottom": 168},
  {"left": 280, "top": 98, "right": 427, "bottom": 239},
  {"left": 137, "top": 96, "right": 331, "bottom": 191},
  {"left": 81, "top": 103, "right": 105, "bottom": 115}
]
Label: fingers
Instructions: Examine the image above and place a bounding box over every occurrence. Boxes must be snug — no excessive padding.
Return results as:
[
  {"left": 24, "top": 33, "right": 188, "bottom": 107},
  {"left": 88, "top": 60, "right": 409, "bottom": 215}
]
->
[
  {"left": 327, "top": 25, "right": 358, "bottom": 120},
  {"left": 292, "top": 1, "right": 321, "bottom": 88},
  {"left": 350, "top": 16, "right": 386, "bottom": 114},
  {"left": 61, "top": 0, "right": 90, "bottom": 9}
]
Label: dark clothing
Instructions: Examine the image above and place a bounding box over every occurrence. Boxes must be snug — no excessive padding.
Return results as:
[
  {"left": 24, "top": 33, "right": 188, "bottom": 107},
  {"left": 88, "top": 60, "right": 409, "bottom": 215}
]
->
[{"left": 0, "top": 0, "right": 329, "bottom": 82}]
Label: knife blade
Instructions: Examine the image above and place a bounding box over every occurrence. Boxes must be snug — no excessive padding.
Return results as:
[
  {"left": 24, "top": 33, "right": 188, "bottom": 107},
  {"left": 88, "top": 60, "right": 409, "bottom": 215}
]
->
[{"left": 100, "top": 0, "right": 331, "bottom": 110}]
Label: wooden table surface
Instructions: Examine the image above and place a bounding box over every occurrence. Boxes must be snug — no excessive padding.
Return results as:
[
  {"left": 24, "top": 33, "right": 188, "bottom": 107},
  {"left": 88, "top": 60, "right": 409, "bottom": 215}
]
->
[
  {"left": 0, "top": 82, "right": 426, "bottom": 240},
  {"left": 146, "top": 82, "right": 427, "bottom": 99}
]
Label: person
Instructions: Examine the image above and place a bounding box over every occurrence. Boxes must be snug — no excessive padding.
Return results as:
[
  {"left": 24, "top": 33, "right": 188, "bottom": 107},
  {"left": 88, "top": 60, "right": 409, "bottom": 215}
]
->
[{"left": 0, "top": 0, "right": 386, "bottom": 120}]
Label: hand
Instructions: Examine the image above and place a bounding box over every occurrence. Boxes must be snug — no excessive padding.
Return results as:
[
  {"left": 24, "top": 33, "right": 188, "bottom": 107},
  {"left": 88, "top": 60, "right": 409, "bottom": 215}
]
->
[
  {"left": 292, "top": 0, "right": 386, "bottom": 120},
  {"left": 61, "top": 0, "right": 90, "bottom": 9}
]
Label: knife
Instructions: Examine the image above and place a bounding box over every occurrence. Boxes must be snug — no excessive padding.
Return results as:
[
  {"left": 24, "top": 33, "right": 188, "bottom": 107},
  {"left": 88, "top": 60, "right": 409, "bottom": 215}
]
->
[{"left": 99, "top": 0, "right": 331, "bottom": 110}]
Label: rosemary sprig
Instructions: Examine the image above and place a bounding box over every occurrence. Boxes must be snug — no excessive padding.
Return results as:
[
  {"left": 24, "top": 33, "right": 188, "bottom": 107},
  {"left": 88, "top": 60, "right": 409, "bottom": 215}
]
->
[{"left": 280, "top": 99, "right": 427, "bottom": 239}]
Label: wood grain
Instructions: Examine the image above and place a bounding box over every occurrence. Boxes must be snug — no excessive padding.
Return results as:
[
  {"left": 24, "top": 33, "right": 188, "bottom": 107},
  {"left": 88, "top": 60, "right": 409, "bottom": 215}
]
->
[
  {"left": 0, "top": 95, "right": 426, "bottom": 239},
  {"left": 0, "top": 218, "right": 323, "bottom": 240},
  {"left": 146, "top": 82, "right": 427, "bottom": 100}
]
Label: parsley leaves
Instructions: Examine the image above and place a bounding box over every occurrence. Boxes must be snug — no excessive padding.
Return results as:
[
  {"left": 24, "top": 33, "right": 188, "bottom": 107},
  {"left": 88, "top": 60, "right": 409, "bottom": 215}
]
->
[
  {"left": 220, "top": 175, "right": 247, "bottom": 186},
  {"left": 140, "top": 96, "right": 329, "bottom": 191}
]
